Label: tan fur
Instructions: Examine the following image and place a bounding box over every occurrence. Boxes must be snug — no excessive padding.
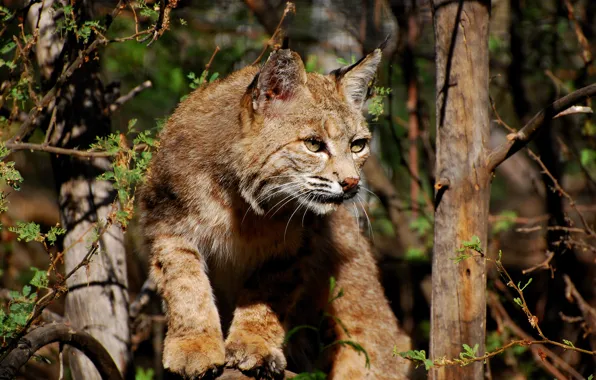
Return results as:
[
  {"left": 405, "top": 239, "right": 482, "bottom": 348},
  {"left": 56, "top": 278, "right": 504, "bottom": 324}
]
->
[{"left": 139, "top": 48, "right": 411, "bottom": 379}]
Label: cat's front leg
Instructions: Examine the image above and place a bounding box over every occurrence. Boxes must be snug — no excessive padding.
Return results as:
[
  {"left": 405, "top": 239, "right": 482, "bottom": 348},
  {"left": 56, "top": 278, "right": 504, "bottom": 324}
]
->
[
  {"left": 150, "top": 234, "right": 225, "bottom": 379},
  {"left": 225, "top": 258, "right": 304, "bottom": 379},
  {"left": 327, "top": 246, "right": 411, "bottom": 380}
]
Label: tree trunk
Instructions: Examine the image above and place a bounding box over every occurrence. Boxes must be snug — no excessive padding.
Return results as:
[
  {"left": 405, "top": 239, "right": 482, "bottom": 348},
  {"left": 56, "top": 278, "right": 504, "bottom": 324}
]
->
[
  {"left": 28, "top": 2, "right": 130, "bottom": 379},
  {"left": 430, "top": 1, "right": 490, "bottom": 379}
]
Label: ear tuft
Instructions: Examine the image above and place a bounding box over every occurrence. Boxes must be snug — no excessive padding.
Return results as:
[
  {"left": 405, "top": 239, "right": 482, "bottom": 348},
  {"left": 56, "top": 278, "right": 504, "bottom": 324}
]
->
[
  {"left": 251, "top": 49, "right": 307, "bottom": 113},
  {"left": 331, "top": 48, "right": 383, "bottom": 110}
]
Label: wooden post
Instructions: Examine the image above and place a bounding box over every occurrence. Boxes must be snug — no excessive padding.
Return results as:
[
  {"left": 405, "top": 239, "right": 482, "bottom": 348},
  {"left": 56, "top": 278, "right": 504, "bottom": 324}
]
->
[
  {"left": 430, "top": 1, "right": 491, "bottom": 379},
  {"left": 27, "top": 2, "right": 130, "bottom": 378}
]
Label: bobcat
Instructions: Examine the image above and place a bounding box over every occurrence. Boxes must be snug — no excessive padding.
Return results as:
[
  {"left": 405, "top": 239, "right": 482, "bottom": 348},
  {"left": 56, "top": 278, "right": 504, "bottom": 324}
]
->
[{"left": 138, "top": 46, "right": 411, "bottom": 379}]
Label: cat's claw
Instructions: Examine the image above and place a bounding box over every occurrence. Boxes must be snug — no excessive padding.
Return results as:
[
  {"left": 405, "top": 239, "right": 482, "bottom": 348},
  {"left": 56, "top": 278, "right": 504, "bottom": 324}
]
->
[
  {"left": 163, "top": 336, "right": 225, "bottom": 379},
  {"left": 225, "top": 334, "right": 286, "bottom": 380}
]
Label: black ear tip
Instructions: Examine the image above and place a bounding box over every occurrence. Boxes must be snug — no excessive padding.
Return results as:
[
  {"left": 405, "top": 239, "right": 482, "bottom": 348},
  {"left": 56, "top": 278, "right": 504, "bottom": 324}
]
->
[
  {"left": 281, "top": 37, "right": 290, "bottom": 50},
  {"left": 378, "top": 34, "right": 391, "bottom": 51}
]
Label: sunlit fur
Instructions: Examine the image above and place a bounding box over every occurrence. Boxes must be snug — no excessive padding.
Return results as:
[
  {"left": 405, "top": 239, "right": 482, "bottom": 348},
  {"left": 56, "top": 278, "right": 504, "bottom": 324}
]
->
[{"left": 138, "top": 48, "right": 411, "bottom": 379}]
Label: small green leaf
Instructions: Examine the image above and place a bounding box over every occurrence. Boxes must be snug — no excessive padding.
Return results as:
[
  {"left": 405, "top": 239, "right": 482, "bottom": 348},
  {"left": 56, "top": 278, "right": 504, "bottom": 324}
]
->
[
  {"left": 46, "top": 225, "right": 66, "bottom": 245},
  {"left": 30, "top": 267, "right": 49, "bottom": 289},
  {"left": 336, "top": 57, "right": 348, "bottom": 66},
  {"left": 519, "top": 277, "right": 533, "bottom": 292},
  {"left": 9, "top": 222, "right": 42, "bottom": 242},
  {"left": 562, "top": 339, "right": 575, "bottom": 348},
  {"left": 283, "top": 325, "right": 319, "bottom": 345}
]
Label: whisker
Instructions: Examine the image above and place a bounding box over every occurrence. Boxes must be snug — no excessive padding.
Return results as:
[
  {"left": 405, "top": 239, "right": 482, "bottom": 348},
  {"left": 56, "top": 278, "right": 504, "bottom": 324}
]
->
[
  {"left": 256, "top": 182, "right": 303, "bottom": 205},
  {"left": 267, "top": 190, "right": 305, "bottom": 218},
  {"left": 359, "top": 186, "right": 381, "bottom": 201},
  {"left": 351, "top": 203, "right": 361, "bottom": 230},
  {"left": 242, "top": 181, "right": 303, "bottom": 226},
  {"left": 284, "top": 190, "right": 312, "bottom": 243},
  {"left": 352, "top": 203, "right": 362, "bottom": 245},
  {"left": 357, "top": 194, "right": 374, "bottom": 243}
]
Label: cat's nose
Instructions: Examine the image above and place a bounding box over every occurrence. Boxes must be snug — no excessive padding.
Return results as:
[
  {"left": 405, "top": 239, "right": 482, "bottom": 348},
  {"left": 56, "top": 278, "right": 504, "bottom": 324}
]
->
[{"left": 340, "top": 177, "right": 360, "bottom": 192}]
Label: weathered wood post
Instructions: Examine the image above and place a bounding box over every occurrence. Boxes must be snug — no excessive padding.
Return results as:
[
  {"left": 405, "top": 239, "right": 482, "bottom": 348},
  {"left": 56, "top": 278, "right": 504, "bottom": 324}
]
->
[{"left": 430, "top": 1, "right": 491, "bottom": 379}]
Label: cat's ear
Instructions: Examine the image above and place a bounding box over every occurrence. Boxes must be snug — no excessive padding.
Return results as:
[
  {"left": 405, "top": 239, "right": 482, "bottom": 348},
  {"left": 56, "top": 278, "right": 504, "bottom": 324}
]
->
[
  {"left": 331, "top": 48, "right": 383, "bottom": 110},
  {"left": 249, "top": 49, "right": 307, "bottom": 113}
]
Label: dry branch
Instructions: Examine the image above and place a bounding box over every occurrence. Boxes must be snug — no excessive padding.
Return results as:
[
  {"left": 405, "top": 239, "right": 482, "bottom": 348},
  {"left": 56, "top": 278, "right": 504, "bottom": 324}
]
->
[
  {"left": 0, "top": 323, "right": 123, "bottom": 380},
  {"left": 108, "top": 80, "right": 152, "bottom": 113},
  {"left": 488, "top": 83, "right": 596, "bottom": 172}
]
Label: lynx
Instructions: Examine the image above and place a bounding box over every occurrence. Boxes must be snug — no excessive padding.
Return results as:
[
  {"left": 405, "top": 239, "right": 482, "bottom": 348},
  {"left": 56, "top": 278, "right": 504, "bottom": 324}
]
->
[{"left": 138, "top": 46, "right": 411, "bottom": 379}]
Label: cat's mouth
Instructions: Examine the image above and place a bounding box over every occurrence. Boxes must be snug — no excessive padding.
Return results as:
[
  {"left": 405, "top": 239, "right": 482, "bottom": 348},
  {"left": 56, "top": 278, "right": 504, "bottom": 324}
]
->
[{"left": 308, "top": 187, "right": 359, "bottom": 204}]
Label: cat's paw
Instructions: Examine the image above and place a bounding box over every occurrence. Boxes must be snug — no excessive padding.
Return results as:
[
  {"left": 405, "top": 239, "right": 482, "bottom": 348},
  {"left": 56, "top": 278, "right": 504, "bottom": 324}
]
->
[
  {"left": 163, "top": 335, "right": 225, "bottom": 379},
  {"left": 225, "top": 332, "right": 286, "bottom": 380}
]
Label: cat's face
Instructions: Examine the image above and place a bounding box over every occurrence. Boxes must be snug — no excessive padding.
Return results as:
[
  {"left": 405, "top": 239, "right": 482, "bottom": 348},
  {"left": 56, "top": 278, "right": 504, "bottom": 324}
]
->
[{"left": 239, "top": 49, "right": 381, "bottom": 216}]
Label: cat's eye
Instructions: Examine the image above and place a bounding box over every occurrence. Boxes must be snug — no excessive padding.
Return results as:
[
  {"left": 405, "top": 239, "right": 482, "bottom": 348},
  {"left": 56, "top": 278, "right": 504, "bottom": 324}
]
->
[
  {"left": 305, "top": 139, "right": 324, "bottom": 152},
  {"left": 351, "top": 139, "right": 367, "bottom": 153}
]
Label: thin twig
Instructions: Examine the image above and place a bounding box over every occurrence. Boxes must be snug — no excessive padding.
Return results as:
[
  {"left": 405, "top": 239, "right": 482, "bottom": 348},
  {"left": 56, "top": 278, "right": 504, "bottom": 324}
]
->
[
  {"left": 205, "top": 46, "right": 221, "bottom": 72},
  {"left": 108, "top": 80, "right": 152, "bottom": 113},
  {"left": 488, "top": 292, "right": 584, "bottom": 380},
  {"left": 490, "top": 98, "right": 595, "bottom": 236},
  {"left": 563, "top": 0, "right": 592, "bottom": 65},
  {"left": 521, "top": 251, "right": 554, "bottom": 277},
  {"left": 0, "top": 206, "right": 116, "bottom": 361},
  {"left": 251, "top": 2, "right": 296, "bottom": 65}
]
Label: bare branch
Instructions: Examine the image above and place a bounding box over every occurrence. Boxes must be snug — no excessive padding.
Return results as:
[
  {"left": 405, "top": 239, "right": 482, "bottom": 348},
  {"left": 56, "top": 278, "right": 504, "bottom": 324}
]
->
[
  {"left": 488, "top": 83, "right": 596, "bottom": 172},
  {"left": 0, "top": 323, "right": 124, "bottom": 380},
  {"left": 109, "top": 80, "right": 152, "bottom": 113},
  {"left": 129, "top": 278, "right": 157, "bottom": 321},
  {"left": 563, "top": 275, "right": 596, "bottom": 350},
  {"left": 5, "top": 142, "right": 113, "bottom": 158}
]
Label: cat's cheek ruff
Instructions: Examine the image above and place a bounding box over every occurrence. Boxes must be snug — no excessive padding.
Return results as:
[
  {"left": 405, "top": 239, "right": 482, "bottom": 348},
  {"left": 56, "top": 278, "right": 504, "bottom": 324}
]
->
[{"left": 239, "top": 187, "right": 265, "bottom": 215}]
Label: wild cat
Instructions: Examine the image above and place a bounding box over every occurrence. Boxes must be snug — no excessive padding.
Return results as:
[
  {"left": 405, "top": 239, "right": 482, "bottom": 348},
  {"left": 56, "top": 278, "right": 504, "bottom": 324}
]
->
[{"left": 138, "top": 46, "right": 411, "bottom": 379}]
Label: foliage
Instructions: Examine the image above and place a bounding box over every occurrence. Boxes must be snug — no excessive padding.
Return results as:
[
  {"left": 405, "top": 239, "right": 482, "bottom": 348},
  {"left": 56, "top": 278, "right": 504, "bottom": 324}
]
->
[
  {"left": 9, "top": 222, "right": 66, "bottom": 246},
  {"left": 369, "top": 86, "right": 392, "bottom": 122},
  {"left": 395, "top": 349, "right": 434, "bottom": 370},
  {"left": 135, "top": 367, "right": 154, "bottom": 380},
  {"left": 0, "top": 144, "right": 23, "bottom": 191},
  {"left": 491, "top": 210, "right": 517, "bottom": 235},
  {"left": 94, "top": 120, "right": 159, "bottom": 227},
  {"left": 0, "top": 268, "right": 48, "bottom": 342}
]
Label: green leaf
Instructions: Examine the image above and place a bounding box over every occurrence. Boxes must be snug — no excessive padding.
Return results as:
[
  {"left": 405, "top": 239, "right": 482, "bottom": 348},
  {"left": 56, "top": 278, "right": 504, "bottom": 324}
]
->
[
  {"left": 396, "top": 349, "right": 433, "bottom": 370},
  {"left": 405, "top": 247, "right": 428, "bottom": 262},
  {"left": 283, "top": 324, "right": 319, "bottom": 345},
  {"left": 336, "top": 57, "right": 348, "bottom": 66},
  {"left": 292, "top": 370, "right": 327, "bottom": 380},
  {"left": 519, "top": 277, "right": 533, "bottom": 292},
  {"left": 46, "top": 225, "right": 66, "bottom": 245},
  {"left": 562, "top": 339, "right": 575, "bottom": 348},
  {"left": 9, "top": 222, "right": 42, "bottom": 242},
  {"left": 492, "top": 210, "right": 517, "bottom": 234},
  {"left": 450, "top": 253, "right": 472, "bottom": 264},
  {"left": 135, "top": 367, "right": 155, "bottom": 380},
  {"left": 30, "top": 267, "right": 49, "bottom": 289},
  {"left": 0, "top": 41, "right": 16, "bottom": 54},
  {"left": 0, "top": 158, "right": 24, "bottom": 190},
  {"left": 209, "top": 72, "right": 219, "bottom": 83},
  {"left": 460, "top": 343, "right": 479, "bottom": 360}
]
